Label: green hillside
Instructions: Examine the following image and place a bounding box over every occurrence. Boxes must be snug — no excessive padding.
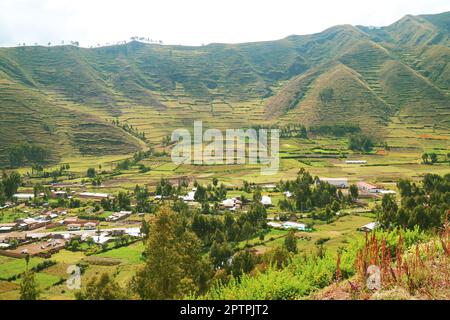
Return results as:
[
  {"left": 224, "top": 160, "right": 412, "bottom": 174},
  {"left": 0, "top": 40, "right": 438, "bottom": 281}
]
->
[{"left": 0, "top": 12, "right": 449, "bottom": 167}]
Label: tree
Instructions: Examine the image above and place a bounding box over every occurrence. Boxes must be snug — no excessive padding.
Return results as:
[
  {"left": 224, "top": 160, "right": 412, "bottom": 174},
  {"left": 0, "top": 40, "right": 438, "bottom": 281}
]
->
[
  {"left": 284, "top": 230, "right": 298, "bottom": 253},
  {"left": 348, "top": 135, "right": 374, "bottom": 152},
  {"left": 86, "top": 168, "right": 96, "bottom": 178},
  {"left": 253, "top": 188, "right": 262, "bottom": 203},
  {"left": 262, "top": 246, "right": 291, "bottom": 269},
  {"left": 210, "top": 240, "right": 233, "bottom": 268},
  {"left": 135, "top": 185, "right": 151, "bottom": 212},
  {"left": 117, "top": 192, "right": 131, "bottom": 210},
  {"left": 86, "top": 237, "right": 95, "bottom": 248},
  {"left": 422, "top": 153, "right": 429, "bottom": 164},
  {"left": 131, "top": 206, "right": 211, "bottom": 299},
  {"left": 299, "top": 125, "right": 308, "bottom": 139},
  {"left": 76, "top": 273, "right": 126, "bottom": 300},
  {"left": 229, "top": 250, "right": 258, "bottom": 277},
  {"left": 241, "top": 221, "right": 253, "bottom": 243},
  {"left": 0, "top": 182, "right": 5, "bottom": 206},
  {"left": 20, "top": 271, "right": 40, "bottom": 300},
  {"left": 140, "top": 218, "right": 150, "bottom": 241},
  {"left": 349, "top": 184, "right": 358, "bottom": 201},
  {"left": 194, "top": 185, "right": 207, "bottom": 203},
  {"left": 379, "top": 194, "right": 398, "bottom": 228},
  {"left": 2, "top": 171, "right": 21, "bottom": 199},
  {"left": 67, "top": 239, "right": 80, "bottom": 251},
  {"left": 429, "top": 153, "right": 438, "bottom": 164},
  {"left": 243, "top": 181, "right": 250, "bottom": 193},
  {"left": 156, "top": 178, "right": 173, "bottom": 198}
]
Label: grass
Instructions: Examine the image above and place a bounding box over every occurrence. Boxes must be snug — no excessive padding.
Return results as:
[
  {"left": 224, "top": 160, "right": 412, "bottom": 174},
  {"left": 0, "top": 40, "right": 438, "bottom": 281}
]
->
[
  {"left": 95, "top": 242, "right": 145, "bottom": 265},
  {"left": 0, "top": 257, "right": 44, "bottom": 280}
]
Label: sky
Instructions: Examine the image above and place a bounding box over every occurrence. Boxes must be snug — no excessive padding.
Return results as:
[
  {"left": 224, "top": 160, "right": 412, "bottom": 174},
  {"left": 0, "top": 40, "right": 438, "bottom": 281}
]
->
[{"left": 0, "top": 0, "right": 449, "bottom": 47}]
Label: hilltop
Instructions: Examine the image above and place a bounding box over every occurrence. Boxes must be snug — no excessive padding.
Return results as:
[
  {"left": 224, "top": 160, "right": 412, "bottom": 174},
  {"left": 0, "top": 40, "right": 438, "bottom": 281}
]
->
[{"left": 0, "top": 11, "right": 449, "bottom": 166}]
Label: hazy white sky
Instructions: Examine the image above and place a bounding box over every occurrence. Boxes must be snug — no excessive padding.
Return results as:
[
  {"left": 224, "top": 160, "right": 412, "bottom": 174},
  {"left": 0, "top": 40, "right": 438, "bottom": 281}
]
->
[{"left": 0, "top": 0, "right": 449, "bottom": 47}]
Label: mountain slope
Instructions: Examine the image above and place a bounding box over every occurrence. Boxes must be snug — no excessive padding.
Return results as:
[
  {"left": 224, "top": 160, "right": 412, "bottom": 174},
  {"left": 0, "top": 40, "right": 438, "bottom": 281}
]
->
[
  {"left": 0, "top": 75, "right": 142, "bottom": 166},
  {"left": 0, "top": 11, "right": 449, "bottom": 166}
]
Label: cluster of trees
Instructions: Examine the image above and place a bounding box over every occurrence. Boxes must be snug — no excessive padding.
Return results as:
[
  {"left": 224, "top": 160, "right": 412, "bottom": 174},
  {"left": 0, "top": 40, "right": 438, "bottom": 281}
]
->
[
  {"left": 76, "top": 204, "right": 290, "bottom": 300},
  {"left": 0, "top": 171, "right": 22, "bottom": 205},
  {"left": 8, "top": 144, "right": 50, "bottom": 167},
  {"left": 421, "top": 152, "right": 438, "bottom": 164},
  {"left": 29, "top": 164, "right": 71, "bottom": 183},
  {"left": 131, "top": 206, "right": 212, "bottom": 299},
  {"left": 348, "top": 134, "right": 374, "bottom": 152},
  {"left": 134, "top": 185, "right": 153, "bottom": 213},
  {"left": 100, "top": 192, "right": 131, "bottom": 212},
  {"left": 192, "top": 203, "right": 267, "bottom": 246},
  {"left": 194, "top": 180, "right": 227, "bottom": 204},
  {"left": 378, "top": 173, "right": 449, "bottom": 230},
  {"left": 248, "top": 124, "right": 308, "bottom": 139},
  {"left": 309, "top": 124, "right": 361, "bottom": 137},
  {"left": 155, "top": 178, "right": 177, "bottom": 197},
  {"left": 278, "top": 125, "right": 308, "bottom": 139},
  {"left": 278, "top": 169, "right": 353, "bottom": 221}
]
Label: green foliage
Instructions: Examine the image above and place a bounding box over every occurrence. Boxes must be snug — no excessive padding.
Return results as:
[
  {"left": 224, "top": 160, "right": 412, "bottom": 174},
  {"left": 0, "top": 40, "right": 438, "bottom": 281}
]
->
[
  {"left": 19, "top": 271, "right": 40, "bottom": 300},
  {"left": 86, "top": 167, "right": 96, "bottom": 178},
  {"left": 134, "top": 185, "right": 151, "bottom": 213},
  {"left": 200, "top": 227, "right": 429, "bottom": 300},
  {"left": 1, "top": 171, "right": 21, "bottom": 199},
  {"left": 210, "top": 241, "right": 234, "bottom": 268},
  {"left": 229, "top": 250, "right": 259, "bottom": 278},
  {"left": 279, "top": 168, "right": 343, "bottom": 215},
  {"left": 76, "top": 273, "right": 127, "bottom": 300},
  {"left": 349, "top": 184, "right": 359, "bottom": 200},
  {"left": 309, "top": 124, "right": 361, "bottom": 137},
  {"left": 379, "top": 173, "right": 450, "bottom": 230},
  {"left": 8, "top": 143, "right": 50, "bottom": 167},
  {"left": 348, "top": 134, "right": 374, "bottom": 152},
  {"left": 131, "top": 206, "right": 213, "bottom": 299},
  {"left": 156, "top": 178, "right": 174, "bottom": 198},
  {"left": 284, "top": 230, "right": 298, "bottom": 253}
]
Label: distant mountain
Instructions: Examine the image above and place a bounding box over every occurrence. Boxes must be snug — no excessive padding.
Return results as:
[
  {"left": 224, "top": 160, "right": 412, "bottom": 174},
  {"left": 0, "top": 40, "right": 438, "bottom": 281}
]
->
[{"left": 0, "top": 11, "right": 449, "bottom": 166}]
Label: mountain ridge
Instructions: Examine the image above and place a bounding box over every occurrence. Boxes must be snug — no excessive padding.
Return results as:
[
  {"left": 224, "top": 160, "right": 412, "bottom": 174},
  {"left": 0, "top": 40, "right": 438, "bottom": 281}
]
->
[{"left": 0, "top": 11, "right": 449, "bottom": 167}]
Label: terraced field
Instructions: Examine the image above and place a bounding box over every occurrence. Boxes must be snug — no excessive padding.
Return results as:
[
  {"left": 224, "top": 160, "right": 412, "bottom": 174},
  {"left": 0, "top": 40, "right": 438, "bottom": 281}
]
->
[{"left": 0, "top": 11, "right": 449, "bottom": 168}]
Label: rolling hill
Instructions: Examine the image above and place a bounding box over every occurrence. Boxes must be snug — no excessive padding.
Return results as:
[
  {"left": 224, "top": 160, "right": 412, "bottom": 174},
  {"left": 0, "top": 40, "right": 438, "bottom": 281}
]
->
[{"left": 0, "top": 11, "right": 449, "bottom": 167}]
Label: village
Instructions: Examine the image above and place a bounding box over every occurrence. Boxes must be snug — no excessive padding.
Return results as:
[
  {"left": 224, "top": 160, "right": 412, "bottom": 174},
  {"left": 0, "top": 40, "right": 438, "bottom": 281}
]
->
[{"left": 0, "top": 171, "right": 390, "bottom": 262}]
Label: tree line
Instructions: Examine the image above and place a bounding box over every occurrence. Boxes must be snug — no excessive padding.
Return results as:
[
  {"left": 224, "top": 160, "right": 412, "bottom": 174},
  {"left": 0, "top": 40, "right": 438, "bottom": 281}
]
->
[
  {"left": 378, "top": 173, "right": 449, "bottom": 230},
  {"left": 8, "top": 144, "right": 50, "bottom": 168}
]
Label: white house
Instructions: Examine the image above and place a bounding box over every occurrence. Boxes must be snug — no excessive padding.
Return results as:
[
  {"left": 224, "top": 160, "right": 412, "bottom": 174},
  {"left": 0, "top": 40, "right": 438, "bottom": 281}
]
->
[
  {"left": 179, "top": 191, "right": 195, "bottom": 202},
  {"left": 67, "top": 224, "right": 81, "bottom": 231},
  {"left": 84, "top": 222, "right": 97, "bottom": 230},
  {"left": 78, "top": 192, "right": 111, "bottom": 200},
  {"left": 282, "top": 221, "right": 307, "bottom": 231},
  {"left": 92, "top": 233, "right": 113, "bottom": 244},
  {"left": 261, "top": 184, "right": 277, "bottom": 190},
  {"left": 261, "top": 195, "right": 272, "bottom": 206},
  {"left": 283, "top": 191, "right": 293, "bottom": 198},
  {"left": 222, "top": 199, "right": 235, "bottom": 208},
  {"left": 106, "top": 211, "right": 132, "bottom": 222},
  {"left": 359, "top": 222, "right": 379, "bottom": 232},
  {"left": 13, "top": 193, "right": 35, "bottom": 202},
  {"left": 357, "top": 182, "right": 380, "bottom": 193},
  {"left": 345, "top": 160, "right": 367, "bottom": 164},
  {"left": 357, "top": 182, "right": 395, "bottom": 195},
  {"left": 267, "top": 221, "right": 283, "bottom": 228},
  {"left": 379, "top": 189, "right": 396, "bottom": 195}
]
